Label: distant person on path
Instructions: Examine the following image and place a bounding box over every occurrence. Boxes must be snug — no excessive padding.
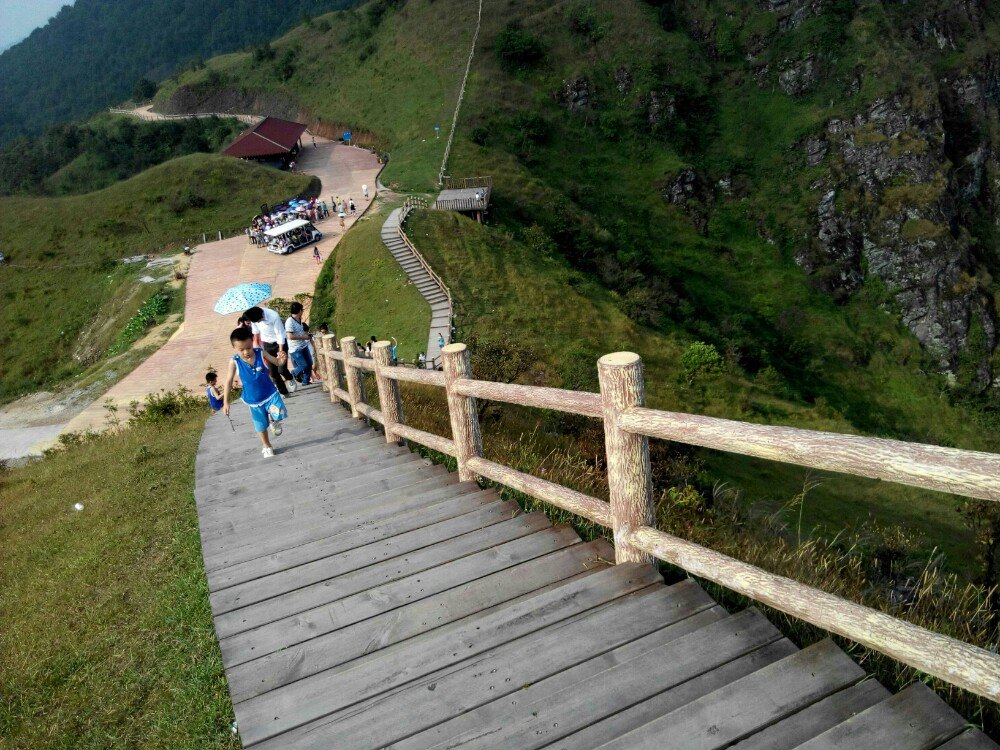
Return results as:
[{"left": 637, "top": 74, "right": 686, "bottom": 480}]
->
[
  {"left": 243, "top": 306, "right": 296, "bottom": 396},
  {"left": 438, "top": 332, "right": 446, "bottom": 349},
  {"left": 223, "top": 327, "right": 288, "bottom": 459},
  {"left": 349, "top": 198, "right": 356, "bottom": 215},
  {"left": 363, "top": 184, "right": 369, "bottom": 199},
  {"left": 285, "top": 302, "right": 314, "bottom": 385},
  {"left": 205, "top": 372, "right": 224, "bottom": 412},
  {"left": 339, "top": 213, "right": 346, "bottom": 230},
  {"left": 391, "top": 336, "right": 398, "bottom": 363},
  {"left": 312, "top": 135, "right": 316, "bottom": 148},
  {"left": 313, "top": 245, "right": 322, "bottom": 264},
  {"left": 418, "top": 352, "right": 427, "bottom": 368}
]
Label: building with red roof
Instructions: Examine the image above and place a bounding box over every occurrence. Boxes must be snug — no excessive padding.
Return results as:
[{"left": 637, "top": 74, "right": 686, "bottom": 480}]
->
[{"left": 222, "top": 117, "right": 307, "bottom": 163}]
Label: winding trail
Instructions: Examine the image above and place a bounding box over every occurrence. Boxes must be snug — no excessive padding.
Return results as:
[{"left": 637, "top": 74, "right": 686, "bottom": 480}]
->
[{"left": 60, "top": 137, "right": 381, "bottom": 436}]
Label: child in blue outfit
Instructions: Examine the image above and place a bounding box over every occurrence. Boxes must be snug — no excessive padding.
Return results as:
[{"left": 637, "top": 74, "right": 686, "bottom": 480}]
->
[
  {"left": 205, "top": 372, "right": 224, "bottom": 412},
  {"left": 222, "top": 327, "right": 288, "bottom": 458}
]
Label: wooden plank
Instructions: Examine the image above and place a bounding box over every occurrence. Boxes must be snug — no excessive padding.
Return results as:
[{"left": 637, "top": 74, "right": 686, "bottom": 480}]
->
[
  {"left": 389, "top": 602, "right": 729, "bottom": 750},
  {"left": 214, "top": 513, "right": 555, "bottom": 638},
  {"left": 596, "top": 639, "right": 865, "bottom": 750},
  {"left": 198, "top": 455, "right": 434, "bottom": 526},
  {"left": 199, "top": 464, "right": 451, "bottom": 550},
  {"left": 937, "top": 730, "right": 1000, "bottom": 750},
  {"left": 224, "top": 534, "right": 599, "bottom": 699},
  {"left": 209, "top": 500, "right": 521, "bottom": 614},
  {"left": 793, "top": 683, "right": 968, "bottom": 750},
  {"left": 259, "top": 581, "right": 705, "bottom": 750},
  {"left": 445, "top": 608, "right": 784, "bottom": 750},
  {"left": 201, "top": 478, "right": 484, "bottom": 570},
  {"left": 206, "top": 489, "right": 503, "bottom": 591},
  {"left": 729, "top": 680, "right": 891, "bottom": 750},
  {"left": 549, "top": 640, "right": 799, "bottom": 750},
  {"left": 452, "top": 379, "right": 602, "bottom": 418},
  {"left": 236, "top": 563, "right": 662, "bottom": 746}
]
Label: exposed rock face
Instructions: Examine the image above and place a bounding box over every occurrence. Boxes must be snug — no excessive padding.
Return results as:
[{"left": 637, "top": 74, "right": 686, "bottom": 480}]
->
[
  {"left": 662, "top": 168, "right": 710, "bottom": 234},
  {"left": 778, "top": 55, "right": 817, "bottom": 96},
  {"left": 614, "top": 66, "right": 632, "bottom": 94},
  {"left": 647, "top": 90, "right": 676, "bottom": 129},
  {"left": 804, "top": 136, "right": 828, "bottom": 166},
  {"left": 763, "top": 0, "right": 826, "bottom": 33},
  {"left": 557, "top": 78, "right": 593, "bottom": 111},
  {"left": 799, "top": 93, "right": 996, "bottom": 379},
  {"left": 159, "top": 85, "right": 301, "bottom": 121}
]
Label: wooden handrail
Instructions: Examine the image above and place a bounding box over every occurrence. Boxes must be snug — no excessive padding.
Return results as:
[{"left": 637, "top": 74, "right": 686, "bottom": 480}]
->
[
  {"left": 316, "top": 336, "right": 1000, "bottom": 701},
  {"left": 626, "top": 525, "right": 1000, "bottom": 702},
  {"left": 397, "top": 205, "right": 453, "bottom": 312},
  {"left": 618, "top": 406, "right": 1000, "bottom": 502}
]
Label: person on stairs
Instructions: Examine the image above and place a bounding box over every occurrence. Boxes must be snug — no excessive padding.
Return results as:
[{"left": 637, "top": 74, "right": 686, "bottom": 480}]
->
[
  {"left": 285, "top": 302, "right": 314, "bottom": 386},
  {"left": 243, "top": 306, "right": 296, "bottom": 396},
  {"left": 222, "top": 327, "right": 289, "bottom": 459}
]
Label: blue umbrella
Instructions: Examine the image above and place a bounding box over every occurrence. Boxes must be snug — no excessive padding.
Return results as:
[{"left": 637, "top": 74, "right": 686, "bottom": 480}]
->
[{"left": 214, "top": 282, "right": 272, "bottom": 315}]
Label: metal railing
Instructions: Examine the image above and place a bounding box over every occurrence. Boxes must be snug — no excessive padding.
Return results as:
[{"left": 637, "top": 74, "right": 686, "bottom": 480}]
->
[{"left": 310, "top": 335, "right": 1000, "bottom": 703}]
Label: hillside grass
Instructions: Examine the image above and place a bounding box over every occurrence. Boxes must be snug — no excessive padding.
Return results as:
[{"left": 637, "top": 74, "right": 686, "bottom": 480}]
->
[
  {"left": 155, "top": 0, "right": 478, "bottom": 190},
  {"left": 0, "top": 398, "right": 237, "bottom": 749},
  {"left": 405, "top": 209, "right": 981, "bottom": 576},
  {"left": 0, "top": 154, "right": 311, "bottom": 404},
  {"left": 312, "top": 196, "right": 430, "bottom": 361}
]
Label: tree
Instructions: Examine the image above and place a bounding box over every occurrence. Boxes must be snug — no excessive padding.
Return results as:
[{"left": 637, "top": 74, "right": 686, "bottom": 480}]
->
[
  {"left": 132, "top": 78, "right": 157, "bottom": 102},
  {"left": 467, "top": 333, "right": 537, "bottom": 420}
]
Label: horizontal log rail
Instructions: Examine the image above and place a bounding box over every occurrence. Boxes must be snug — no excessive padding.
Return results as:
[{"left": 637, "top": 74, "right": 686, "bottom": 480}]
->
[
  {"left": 398, "top": 205, "right": 453, "bottom": 312},
  {"left": 626, "top": 525, "right": 1000, "bottom": 702},
  {"left": 452, "top": 379, "right": 602, "bottom": 418},
  {"left": 619, "top": 407, "right": 1000, "bottom": 502},
  {"left": 313, "top": 337, "right": 1000, "bottom": 701}
]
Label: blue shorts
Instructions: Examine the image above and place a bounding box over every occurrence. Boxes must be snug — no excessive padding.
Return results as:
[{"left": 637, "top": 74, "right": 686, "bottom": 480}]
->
[{"left": 247, "top": 392, "right": 287, "bottom": 433}]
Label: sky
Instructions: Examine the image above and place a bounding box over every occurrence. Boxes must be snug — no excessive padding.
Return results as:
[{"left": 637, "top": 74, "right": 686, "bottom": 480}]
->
[{"left": 0, "top": 0, "right": 74, "bottom": 52}]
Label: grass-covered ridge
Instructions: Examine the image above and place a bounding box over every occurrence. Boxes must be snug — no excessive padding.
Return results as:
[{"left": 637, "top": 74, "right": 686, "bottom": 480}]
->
[
  {"left": 154, "top": 0, "right": 479, "bottom": 190},
  {"left": 0, "top": 393, "right": 238, "bottom": 748},
  {"left": 0, "top": 153, "right": 311, "bottom": 404}
]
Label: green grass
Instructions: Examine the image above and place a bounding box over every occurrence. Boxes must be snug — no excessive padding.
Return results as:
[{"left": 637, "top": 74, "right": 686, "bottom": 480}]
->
[
  {"left": 0, "top": 404, "right": 237, "bottom": 749},
  {"left": 155, "top": 0, "right": 479, "bottom": 190},
  {"left": 406, "top": 209, "right": 981, "bottom": 576},
  {"left": 0, "top": 154, "right": 311, "bottom": 404},
  {"left": 312, "top": 196, "right": 430, "bottom": 361}
]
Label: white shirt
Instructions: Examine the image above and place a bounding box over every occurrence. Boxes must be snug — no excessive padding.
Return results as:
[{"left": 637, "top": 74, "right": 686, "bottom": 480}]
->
[
  {"left": 250, "top": 307, "right": 287, "bottom": 346},
  {"left": 285, "top": 316, "right": 309, "bottom": 353}
]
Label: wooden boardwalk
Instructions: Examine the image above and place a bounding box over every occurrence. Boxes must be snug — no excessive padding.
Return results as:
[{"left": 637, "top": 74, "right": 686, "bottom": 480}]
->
[{"left": 196, "top": 387, "right": 998, "bottom": 749}]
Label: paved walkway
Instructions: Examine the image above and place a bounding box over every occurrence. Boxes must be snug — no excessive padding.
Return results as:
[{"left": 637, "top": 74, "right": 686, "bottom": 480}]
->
[
  {"left": 196, "top": 386, "right": 997, "bottom": 750},
  {"left": 60, "top": 139, "right": 380, "bottom": 435}
]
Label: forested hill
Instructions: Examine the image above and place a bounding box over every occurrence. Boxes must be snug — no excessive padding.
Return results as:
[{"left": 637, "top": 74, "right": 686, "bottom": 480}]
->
[{"left": 0, "top": 0, "right": 356, "bottom": 145}]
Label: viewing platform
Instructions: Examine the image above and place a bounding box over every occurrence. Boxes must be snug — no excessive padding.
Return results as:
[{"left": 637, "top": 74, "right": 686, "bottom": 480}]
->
[{"left": 433, "top": 176, "right": 491, "bottom": 221}]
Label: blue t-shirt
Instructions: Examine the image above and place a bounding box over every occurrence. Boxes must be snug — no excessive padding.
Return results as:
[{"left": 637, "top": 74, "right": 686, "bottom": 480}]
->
[
  {"left": 206, "top": 386, "right": 224, "bottom": 411},
  {"left": 234, "top": 348, "right": 277, "bottom": 406}
]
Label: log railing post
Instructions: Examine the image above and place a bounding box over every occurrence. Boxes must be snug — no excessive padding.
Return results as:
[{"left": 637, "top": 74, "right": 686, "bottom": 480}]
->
[
  {"left": 340, "top": 336, "right": 365, "bottom": 418},
  {"left": 597, "top": 352, "right": 655, "bottom": 566},
  {"left": 372, "top": 340, "right": 404, "bottom": 444},
  {"left": 316, "top": 334, "right": 333, "bottom": 394},
  {"left": 441, "top": 343, "right": 483, "bottom": 482}
]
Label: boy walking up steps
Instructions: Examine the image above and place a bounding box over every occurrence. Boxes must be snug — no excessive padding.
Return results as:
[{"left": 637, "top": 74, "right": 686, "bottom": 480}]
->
[{"left": 223, "top": 327, "right": 288, "bottom": 458}]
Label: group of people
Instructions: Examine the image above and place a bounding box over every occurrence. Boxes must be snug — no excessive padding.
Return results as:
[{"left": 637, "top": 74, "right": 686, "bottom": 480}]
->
[{"left": 205, "top": 303, "right": 321, "bottom": 458}]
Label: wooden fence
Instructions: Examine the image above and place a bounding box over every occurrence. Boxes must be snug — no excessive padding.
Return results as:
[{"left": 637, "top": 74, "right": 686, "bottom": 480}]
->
[
  {"left": 441, "top": 176, "right": 493, "bottom": 190},
  {"left": 398, "top": 200, "right": 453, "bottom": 317},
  {"left": 309, "top": 337, "right": 1000, "bottom": 703}
]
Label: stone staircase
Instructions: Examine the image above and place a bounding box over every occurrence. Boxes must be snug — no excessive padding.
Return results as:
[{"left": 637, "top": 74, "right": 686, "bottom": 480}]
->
[{"left": 381, "top": 207, "right": 452, "bottom": 365}]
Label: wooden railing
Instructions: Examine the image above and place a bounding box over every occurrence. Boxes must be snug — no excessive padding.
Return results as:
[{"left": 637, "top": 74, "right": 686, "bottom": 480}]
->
[
  {"left": 397, "top": 203, "right": 453, "bottom": 316},
  {"left": 441, "top": 175, "right": 493, "bottom": 190},
  {"left": 109, "top": 107, "right": 263, "bottom": 125},
  {"left": 309, "top": 337, "right": 1000, "bottom": 702}
]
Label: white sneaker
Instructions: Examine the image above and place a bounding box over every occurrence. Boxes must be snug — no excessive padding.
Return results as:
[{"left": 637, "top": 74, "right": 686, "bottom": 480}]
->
[
  {"left": 262, "top": 446, "right": 275, "bottom": 458},
  {"left": 285, "top": 378, "right": 297, "bottom": 393},
  {"left": 269, "top": 421, "right": 283, "bottom": 437}
]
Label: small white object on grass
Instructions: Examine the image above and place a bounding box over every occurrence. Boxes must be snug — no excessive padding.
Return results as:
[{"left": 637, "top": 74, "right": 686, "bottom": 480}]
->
[{"left": 73, "top": 503, "right": 84, "bottom": 511}]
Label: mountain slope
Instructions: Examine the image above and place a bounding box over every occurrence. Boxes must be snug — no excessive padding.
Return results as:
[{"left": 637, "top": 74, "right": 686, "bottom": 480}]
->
[{"left": 0, "top": 0, "right": 356, "bottom": 144}]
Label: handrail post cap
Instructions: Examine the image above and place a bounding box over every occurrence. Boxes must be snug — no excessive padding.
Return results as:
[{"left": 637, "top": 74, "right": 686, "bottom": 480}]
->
[
  {"left": 340, "top": 335, "right": 356, "bottom": 344},
  {"left": 598, "top": 351, "right": 642, "bottom": 368},
  {"left": 320, "top": 333, "right": 336, "bottom": 341},
  {"left": 442, "top": 343, "right": 467, "bottom": 354},
  {"left": 373, "top": 340, "right": 391, "bottom": 350}
]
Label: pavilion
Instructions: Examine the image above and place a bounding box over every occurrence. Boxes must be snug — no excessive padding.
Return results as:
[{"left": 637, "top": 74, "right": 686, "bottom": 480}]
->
[{"left": 222, "top": 116, "right": 307, "bottom": 167}]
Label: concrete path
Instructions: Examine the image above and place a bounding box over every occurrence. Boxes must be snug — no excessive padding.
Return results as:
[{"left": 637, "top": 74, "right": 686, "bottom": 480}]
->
[
  {"left": 381, "top": 208, "right": 452, "bottom": 366},
  {"left": 60, "top": 139, "right": 380, "bottom": 436}
]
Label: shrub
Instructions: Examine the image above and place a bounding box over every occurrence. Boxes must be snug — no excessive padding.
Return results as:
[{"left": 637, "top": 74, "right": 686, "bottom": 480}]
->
[
  {"left": 109, "top": 293, "right": 170, "bottom": 355},
  {"left": 131, "top": 78, "right": 156, "bottom": 101},
  {"left": 522, "top": 224, "right": 556, "bottom": 257},
  {"left": 252, "top": 43, "right": 276, "bottom": 63},
  {"left": 567, "top": 2, "right": 603, "bottom": 42},
  {"left": 494, "top": 21, "right": 545, "bottom": 73},
  {"left": 681, "top": 341, "right": 722, "bottom": 382}
]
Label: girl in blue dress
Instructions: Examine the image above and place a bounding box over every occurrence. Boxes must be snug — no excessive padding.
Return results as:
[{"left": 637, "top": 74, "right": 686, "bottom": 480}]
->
[{"left": 222, "top": 327, "right": 288, "bottom": 458}]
